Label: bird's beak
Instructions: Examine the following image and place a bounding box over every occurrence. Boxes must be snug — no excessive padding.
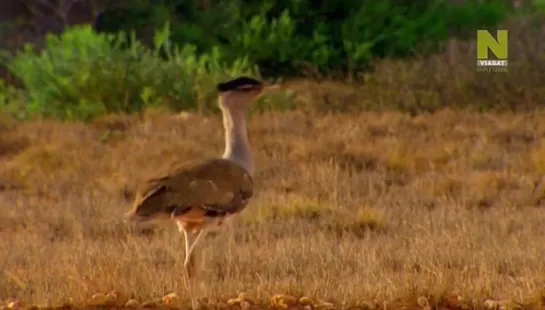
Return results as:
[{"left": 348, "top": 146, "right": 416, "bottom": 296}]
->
[
  {"left": 262, "top": 84, "right": 281, "bottom": 92},
  {"left": 259, "top": 84, "right": 289, "bottom": 98}
]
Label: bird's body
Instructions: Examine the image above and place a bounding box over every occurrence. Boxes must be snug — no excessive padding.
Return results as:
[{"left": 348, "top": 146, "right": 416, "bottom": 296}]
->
[{"left": 132, "top": 158, "right": 253, "bottom": 233}]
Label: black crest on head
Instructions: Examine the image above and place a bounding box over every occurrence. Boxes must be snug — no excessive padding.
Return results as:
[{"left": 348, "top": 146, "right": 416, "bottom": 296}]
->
[{"left": 216, "top": 76, "right": 263, "bottom": 92}]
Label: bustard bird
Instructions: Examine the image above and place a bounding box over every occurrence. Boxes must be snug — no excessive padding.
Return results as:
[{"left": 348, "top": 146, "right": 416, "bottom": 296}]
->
[{"left": 123, "top": 76, "right": 283, "bottom": 278}]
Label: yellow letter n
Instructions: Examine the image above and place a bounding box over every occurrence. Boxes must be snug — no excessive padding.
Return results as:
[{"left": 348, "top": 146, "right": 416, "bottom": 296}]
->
[{"left": 477, "top": 30, "right": 508, "bottom": 60}]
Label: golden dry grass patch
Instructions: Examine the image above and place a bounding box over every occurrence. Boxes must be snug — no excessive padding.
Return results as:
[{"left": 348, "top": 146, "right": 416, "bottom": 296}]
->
[{"left": 1, "top": 108, "right": 545, "bottom": 308}]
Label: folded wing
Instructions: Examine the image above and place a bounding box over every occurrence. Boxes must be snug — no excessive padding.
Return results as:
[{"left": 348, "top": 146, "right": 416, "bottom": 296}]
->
[{"left": 132, "top": 158, "right": 254, "bottom": 220}]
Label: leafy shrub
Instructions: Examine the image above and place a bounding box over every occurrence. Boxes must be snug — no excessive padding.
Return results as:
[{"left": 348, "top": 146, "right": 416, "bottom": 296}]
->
[
  {"left": 96, "top": 0, "right": 511, "bottom": 76},
  {"left": 1, "top": 24, "right": 258, "bottom": 120},
  {"left": 0, "top": 79, "right": 27, "bottom": 119},
  {"left": 535, "top": 0, "right": 545, "bottom": 13}
]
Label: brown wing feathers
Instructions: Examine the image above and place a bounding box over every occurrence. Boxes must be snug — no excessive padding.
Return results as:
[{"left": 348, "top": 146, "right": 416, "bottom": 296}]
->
[{"left": 133, "top": 158, "right": 253, "bottom": 219}]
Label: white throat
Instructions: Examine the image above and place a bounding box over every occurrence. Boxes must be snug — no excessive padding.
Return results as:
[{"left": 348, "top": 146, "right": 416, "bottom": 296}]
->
[{"left": 220, "top": 102, "right": 253, "bottom": 176}]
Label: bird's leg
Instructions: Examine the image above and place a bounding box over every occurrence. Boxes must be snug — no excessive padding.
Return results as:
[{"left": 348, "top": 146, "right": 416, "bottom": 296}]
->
[
  {"left": 187, "top": 229, "right": 206, "bottom": 263},
  {"left": 182, "top": 229, "right": 207, "bottom": 310},
  {"left": 182, "top": 229, "right": 198, "bottom": 310},
  {"left": 183, "top": 229, "right": 192, "bottom": 273},
  {"left": 185, "top": 229, "right": 207, "bottom": 279}
]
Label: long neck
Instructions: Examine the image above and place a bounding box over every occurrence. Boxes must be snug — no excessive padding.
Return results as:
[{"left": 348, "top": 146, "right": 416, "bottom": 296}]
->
[{"left": 221, "top": 106, "right": 253, "bottom": 176}]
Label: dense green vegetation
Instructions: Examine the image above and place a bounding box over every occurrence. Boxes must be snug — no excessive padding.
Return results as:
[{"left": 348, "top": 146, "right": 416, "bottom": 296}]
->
[
  {"left": 1, "top": 24, "right": 259, "bottom": 120},
  {"left": 96, "top": 0, "right": 511, "bottom": 76},
  {"left": 0, "top": 0, "right": 541, "bottom": 120}
]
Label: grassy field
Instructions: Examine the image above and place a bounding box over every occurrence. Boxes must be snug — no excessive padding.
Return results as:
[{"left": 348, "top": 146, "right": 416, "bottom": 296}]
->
[
  {"left": 0, "top": 14, "right": 544, "bottom": 310},
  {"left": 1, "top": 99, "right": 545, "bottom": 309}
]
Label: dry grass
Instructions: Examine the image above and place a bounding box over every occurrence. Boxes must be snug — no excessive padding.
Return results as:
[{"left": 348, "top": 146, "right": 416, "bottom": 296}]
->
[{"left": 1, "top": 105, "right": 545, "bottom": 309}]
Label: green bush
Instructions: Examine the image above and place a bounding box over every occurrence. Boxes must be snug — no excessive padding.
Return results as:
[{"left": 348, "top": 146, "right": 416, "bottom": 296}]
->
[
  {"left": 535, "top": 0, "right": 545, "bottom": 12},
  {"left": 0, "top": 79, "right": 27, "bottom": 119},
  {"left": 96, "top": 0, "right": 511, "bottom": 76},
  {"left": 1, "top": 24, "right": 259, "bottom": 120}
]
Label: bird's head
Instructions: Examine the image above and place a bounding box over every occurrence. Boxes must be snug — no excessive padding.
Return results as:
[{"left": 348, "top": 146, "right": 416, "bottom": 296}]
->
[{"left": 216, "top": 76, "right": 283, "bottom": 112}]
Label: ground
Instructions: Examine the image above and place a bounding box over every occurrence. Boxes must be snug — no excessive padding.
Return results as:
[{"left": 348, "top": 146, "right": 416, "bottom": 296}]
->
[{"left": 1, "top": 101, "right": 545, "bottom": 310}]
